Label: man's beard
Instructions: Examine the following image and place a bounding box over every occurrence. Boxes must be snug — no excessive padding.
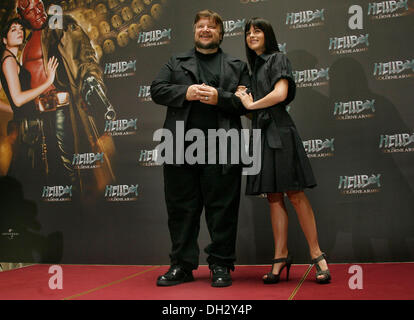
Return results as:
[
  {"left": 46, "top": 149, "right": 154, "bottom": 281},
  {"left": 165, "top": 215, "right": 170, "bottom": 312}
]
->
[{"left": 195, "top": 39, "right": 220, "bottom": 50}]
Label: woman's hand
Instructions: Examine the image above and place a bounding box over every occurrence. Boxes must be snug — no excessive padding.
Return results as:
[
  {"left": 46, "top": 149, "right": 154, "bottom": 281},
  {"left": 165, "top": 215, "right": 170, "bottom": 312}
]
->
[
  {"left": 46, "top": 57, "right": 59, "bottom": 86},
  {"left": 235, "top": 88, "right": 254, "bottom": 110}
]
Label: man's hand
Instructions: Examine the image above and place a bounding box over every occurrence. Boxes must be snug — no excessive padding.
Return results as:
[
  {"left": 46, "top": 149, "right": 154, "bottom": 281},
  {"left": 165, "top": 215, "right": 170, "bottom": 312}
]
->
[
  {"left": 198, "top": 84, "right": 218, "bottom": 105},
  {"left": 236, "top": 85, "right": 247, "bottom": 94},
  {"left": 186, "top": 83, "right": 218, "bottom": 105},
  {"left": 186, "top": 84, "right": 203, "bottom": 101}
]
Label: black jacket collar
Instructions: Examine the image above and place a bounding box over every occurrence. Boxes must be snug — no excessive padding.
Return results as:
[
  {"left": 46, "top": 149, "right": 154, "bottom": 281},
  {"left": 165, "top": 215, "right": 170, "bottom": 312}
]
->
[
  {"left": 257, "top": 52, "right": 275, "bottom": 62},
  {"left": 176, "top": 47, "right": 241, "bottom": 88},
  {"left": 177, "top": 47, "right": 238, "bottom": 62}
]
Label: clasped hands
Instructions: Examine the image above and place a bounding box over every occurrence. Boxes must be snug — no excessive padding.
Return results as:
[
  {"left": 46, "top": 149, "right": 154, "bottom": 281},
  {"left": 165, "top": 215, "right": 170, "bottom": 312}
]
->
[
  {"left": 185, "top": 83, "right": 254, "bottom": 109},
  {"left": 186, "top": 83, "right": 218, "bottom": 105},
  {"left": 235, "top": 85, "right": 254, "bottom": 110}
]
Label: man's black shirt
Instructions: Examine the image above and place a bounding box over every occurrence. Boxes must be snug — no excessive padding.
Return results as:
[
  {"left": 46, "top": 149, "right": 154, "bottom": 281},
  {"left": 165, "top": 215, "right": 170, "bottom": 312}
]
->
[{"left": 186, "top": 49, "right": 222, "bottom": 132}]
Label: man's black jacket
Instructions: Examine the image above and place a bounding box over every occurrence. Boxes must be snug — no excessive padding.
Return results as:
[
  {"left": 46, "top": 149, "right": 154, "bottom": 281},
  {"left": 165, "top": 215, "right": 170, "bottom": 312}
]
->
[{"left": 150, "top": 48, "right": 251, "bottom": 170}]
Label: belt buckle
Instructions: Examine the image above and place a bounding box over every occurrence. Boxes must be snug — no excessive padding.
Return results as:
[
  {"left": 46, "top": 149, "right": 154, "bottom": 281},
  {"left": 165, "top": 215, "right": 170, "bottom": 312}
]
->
[
  {"left": 36, "top": 95, "right": 56, "bottom": 113},
  {"left": 36, "top": 92, "right": 70, "bottom": 112},
  {"left": 56, "top": 92, "right": 70, "bottom": 108}
]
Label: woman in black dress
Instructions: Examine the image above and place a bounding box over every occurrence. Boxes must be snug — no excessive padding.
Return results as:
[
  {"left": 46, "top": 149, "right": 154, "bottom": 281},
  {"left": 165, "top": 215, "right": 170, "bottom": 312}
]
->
[
  {"left": 235, "top": 18, "right": 331, "bottom": 284},
  {"left": 0, "top": 18, "right": 58, "bottom": 180}
]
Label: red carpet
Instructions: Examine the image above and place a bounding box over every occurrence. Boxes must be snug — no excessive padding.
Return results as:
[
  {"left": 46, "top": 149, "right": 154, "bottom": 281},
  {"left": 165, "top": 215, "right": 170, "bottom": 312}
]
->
[{"left": 0, "top": 263, "right": 413, "bottom": 300}]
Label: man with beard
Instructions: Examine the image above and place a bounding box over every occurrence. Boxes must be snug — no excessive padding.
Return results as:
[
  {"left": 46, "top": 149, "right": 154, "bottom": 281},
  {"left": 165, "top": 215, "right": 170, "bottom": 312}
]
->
[
  {"left": 151, "top": 9, "right": 250, "bottom": 287},
  {"left": 15, "top": 0, "right": 114, "bottom": 195}
]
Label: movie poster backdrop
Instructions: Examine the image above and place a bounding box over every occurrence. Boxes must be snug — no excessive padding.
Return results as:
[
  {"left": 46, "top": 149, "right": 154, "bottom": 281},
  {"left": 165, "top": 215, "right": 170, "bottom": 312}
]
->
[{"left": 0, "top": 0, "right": 413, "bottom": 265}]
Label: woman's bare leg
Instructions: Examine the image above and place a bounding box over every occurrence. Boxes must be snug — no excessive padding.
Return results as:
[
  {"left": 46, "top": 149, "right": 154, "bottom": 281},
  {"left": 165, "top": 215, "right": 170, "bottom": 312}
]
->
[
  {"left": 286, "top": 190, "right": 329, "bottom": 280},
  {"left": 264, "top": 192, "right": 289, "bottom": 278}
]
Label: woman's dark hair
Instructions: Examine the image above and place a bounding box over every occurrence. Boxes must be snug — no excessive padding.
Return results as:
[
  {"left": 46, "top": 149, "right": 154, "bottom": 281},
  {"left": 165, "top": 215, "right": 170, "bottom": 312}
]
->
[
  {"left": 1, "top": 18, "right": 27, "bottom": 46},
  {"left": 244, "top": 17, "right": 279, "bottom": 70}
]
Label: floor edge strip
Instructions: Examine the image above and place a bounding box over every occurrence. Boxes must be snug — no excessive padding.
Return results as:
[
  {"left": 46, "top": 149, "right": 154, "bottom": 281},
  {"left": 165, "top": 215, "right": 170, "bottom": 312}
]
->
[
  {"left": 288, "top": 264, "right": 313, "bottom": 300},
  {"left": 62, "top": 266, "right": 160, "bottom": 300}
]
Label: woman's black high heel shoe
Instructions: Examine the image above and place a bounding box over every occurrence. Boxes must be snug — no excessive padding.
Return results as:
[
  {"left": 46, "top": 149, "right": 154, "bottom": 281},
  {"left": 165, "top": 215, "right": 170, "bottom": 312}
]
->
[
  {"left": 311, "top": 252, "right": 331, "bottom": 284},
  {"left": 263, "top": 256, "right": 293, "bottom": 284}
]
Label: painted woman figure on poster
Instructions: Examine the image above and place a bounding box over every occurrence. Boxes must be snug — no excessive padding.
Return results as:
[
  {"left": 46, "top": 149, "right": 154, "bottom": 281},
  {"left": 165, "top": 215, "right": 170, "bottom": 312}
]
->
[
  {"left": 0, "top": 18, "right": 59, "bottom": 185},
  {"left": 235, "top": 18, "right": 331, "bottom": 284},
  {"left": 9, "top": 0, "right": 115, "bottom": 196}
]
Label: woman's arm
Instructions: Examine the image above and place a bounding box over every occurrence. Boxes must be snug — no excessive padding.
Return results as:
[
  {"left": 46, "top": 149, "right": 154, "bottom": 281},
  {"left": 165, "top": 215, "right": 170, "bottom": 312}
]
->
[
  {"left": 2, "top": 56, "right": 58, "bottom": 107},
  {"left": 235, "top": 78, "right": 289, "bottom": 110}
]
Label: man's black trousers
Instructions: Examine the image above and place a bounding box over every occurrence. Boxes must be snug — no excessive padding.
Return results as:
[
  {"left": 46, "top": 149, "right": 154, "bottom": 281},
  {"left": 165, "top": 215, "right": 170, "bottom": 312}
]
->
[{"left": 163, "top": 163, "right": 242, "bottom": 271}]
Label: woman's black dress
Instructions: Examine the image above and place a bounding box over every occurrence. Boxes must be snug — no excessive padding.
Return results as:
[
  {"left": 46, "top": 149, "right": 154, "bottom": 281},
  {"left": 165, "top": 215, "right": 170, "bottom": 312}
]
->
[
  {"left": 0, "top": 52, "right": 43, "bottom": 182},
  {"left": 0, "top": 53, "right": 34, "bottom": 120},
  {"left": 246, "top": 52, "right": 316, "bottom": 195}
]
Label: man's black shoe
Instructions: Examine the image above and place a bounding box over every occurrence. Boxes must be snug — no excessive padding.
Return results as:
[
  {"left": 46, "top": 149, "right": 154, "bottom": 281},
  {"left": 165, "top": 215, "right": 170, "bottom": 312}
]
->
[
  {"left": 210, "top": 264, "right": 232, "bottom": 287},
  {"left": 156, "top": 265, "right": 194, "bottom": 286}
]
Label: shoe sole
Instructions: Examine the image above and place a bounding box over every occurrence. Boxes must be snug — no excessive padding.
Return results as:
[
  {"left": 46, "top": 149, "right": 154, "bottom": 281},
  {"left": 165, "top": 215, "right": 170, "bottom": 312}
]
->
[
  {"left": 316, "top": 276, "right": 331, "bottom": 284},
  {"left": 211, "top": 281, "right": 232, "bottom": 288},
  {"left": 156, "top": 277, "right": 194, "bottom": 287},
  {"left": 316, "top": 279, "right": 331, "bottom": 284},
  {"left": 263, "top": 280, "right": 281, "bottom": 284}
]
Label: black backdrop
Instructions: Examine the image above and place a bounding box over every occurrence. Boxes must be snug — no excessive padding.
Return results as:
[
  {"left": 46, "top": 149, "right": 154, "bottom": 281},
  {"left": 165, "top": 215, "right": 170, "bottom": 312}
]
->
[{"left": 0, "top": 0, "right": 413, "bottom": 265}]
